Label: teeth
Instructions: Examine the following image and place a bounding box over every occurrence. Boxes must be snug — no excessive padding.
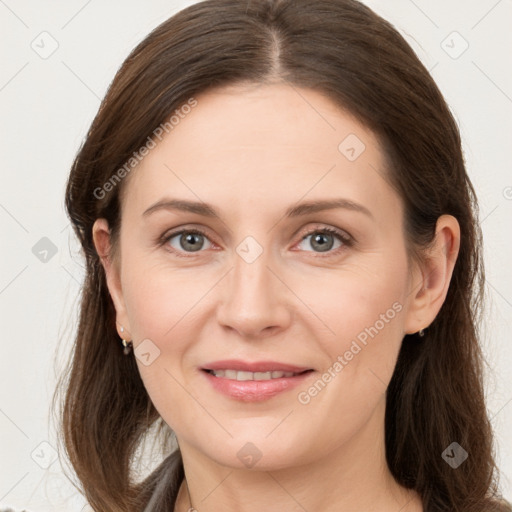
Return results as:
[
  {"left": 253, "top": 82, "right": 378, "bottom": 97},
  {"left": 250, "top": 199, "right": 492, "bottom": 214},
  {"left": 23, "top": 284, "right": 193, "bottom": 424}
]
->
[
  {"left": 254, "top": 372, "right": 272, "bottom": 380},
  {"left": 209, "top": 369, "right": 297, "bottom": 380},
  {"left": 236, "top": 371, "right": 253, "bottom": 381}
]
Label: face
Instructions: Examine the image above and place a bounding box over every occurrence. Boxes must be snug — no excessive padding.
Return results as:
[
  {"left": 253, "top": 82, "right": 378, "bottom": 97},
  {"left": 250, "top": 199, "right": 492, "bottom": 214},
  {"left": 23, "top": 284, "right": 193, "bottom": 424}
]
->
[{"left": 96, "top": 82, "right": 426, "bottom": 470}]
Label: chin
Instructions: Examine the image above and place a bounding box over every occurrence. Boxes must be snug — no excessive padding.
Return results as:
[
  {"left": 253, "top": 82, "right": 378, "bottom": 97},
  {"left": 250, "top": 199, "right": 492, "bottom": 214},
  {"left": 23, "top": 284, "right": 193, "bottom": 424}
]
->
[{"left": 196, "top": 435, "right": 312, "bottom": 472}]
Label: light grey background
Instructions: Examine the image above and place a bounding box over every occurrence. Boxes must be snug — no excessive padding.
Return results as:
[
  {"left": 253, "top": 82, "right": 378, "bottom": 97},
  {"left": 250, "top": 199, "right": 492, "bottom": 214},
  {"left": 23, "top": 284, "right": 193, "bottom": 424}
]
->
[{"left": 1, "top": 0, "right": 511, "bottom": 510}]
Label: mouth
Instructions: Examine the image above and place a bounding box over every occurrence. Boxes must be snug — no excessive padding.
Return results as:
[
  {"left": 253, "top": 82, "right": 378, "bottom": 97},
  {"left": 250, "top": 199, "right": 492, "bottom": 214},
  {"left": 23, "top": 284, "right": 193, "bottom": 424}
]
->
[
  {"left": 200, "top": 360, "right": 315, "bottom": 402},
  {"left": 203, "top": 368, "right": 313, "bottom": 381}
]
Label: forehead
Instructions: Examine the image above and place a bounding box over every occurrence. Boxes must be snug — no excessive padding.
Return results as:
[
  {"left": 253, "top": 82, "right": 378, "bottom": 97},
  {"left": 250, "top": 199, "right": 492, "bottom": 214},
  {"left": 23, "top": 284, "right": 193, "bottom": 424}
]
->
[{"left": 121, "top": 83, "right": 400, "bottom": 225}]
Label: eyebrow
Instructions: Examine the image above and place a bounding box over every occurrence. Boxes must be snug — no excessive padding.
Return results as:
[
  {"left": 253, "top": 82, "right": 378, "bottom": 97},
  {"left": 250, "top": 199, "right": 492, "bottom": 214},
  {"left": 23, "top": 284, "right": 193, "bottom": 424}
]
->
[{"left": 143, "top": 197, "right": 374, "bottom": 220}]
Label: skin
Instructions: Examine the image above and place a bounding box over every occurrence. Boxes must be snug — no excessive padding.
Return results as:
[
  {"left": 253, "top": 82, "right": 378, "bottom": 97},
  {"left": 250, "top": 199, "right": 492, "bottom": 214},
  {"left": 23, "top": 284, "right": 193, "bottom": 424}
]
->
[{"left": 93, "top": 82, "right": 460, "bottom": 512}]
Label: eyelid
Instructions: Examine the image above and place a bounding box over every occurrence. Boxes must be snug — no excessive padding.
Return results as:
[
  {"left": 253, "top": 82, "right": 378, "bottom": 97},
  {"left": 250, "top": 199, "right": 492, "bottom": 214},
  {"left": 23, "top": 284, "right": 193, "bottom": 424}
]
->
[
  {"left": 159, "top": 224, "right": 354, "bottom": 258},
  {"left": 158, "top": 227, "right": 216, "bottom": 258},
  {"left": 292, "top": 224, "right": 353, "bottom": 256}
]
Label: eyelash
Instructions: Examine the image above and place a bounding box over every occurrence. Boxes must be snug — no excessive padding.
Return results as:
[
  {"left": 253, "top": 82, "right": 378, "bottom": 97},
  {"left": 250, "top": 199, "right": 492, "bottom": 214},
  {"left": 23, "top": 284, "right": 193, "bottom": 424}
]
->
[{"left": 158, "top": 226, "right": 354, "bottom": 259}]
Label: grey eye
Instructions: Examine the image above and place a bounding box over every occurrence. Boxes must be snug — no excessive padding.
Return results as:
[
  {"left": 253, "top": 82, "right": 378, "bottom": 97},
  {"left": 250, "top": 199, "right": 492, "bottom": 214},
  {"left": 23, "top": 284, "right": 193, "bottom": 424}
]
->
[
  {"left": 298, "top": 231, "right": 343, "bottom": 253},
  {"left": 168, "top": 231, "right": 212, "bottom": 252}
]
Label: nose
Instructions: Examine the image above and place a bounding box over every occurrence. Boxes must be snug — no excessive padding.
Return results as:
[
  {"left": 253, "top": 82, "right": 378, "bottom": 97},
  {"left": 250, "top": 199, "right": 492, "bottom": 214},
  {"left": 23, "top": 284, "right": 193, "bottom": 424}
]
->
[{"left": 216, "top": 246, "right": 293, "bottom": 339}]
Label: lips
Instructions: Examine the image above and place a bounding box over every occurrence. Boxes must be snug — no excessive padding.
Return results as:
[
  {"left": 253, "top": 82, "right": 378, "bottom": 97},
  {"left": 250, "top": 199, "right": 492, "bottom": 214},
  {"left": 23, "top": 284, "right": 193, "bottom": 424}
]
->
[{"left": 200, "top": 359, "right": 315, "bottom": 402}]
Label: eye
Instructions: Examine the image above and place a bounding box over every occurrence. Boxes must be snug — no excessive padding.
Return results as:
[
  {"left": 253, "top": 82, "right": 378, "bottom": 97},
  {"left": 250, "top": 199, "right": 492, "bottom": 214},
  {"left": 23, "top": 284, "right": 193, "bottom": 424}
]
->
[
  {"left": 162, "top": 228, "right": 213, "bottom": 257},
  {"left": 159, "top": 225, "right": 353, "bottom": 258},
  {"left": 294, "top": 226, "right": 352, "bottom": 255}
]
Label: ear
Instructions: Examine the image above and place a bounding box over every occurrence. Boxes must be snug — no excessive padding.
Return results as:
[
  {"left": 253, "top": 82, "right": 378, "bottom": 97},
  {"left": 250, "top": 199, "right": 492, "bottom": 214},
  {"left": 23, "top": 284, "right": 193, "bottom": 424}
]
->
[
  {"left": 92, "top": 218, "right": 132, "bottom": 340},
  {"left": 403, "top": 214, "right": 461, "bottom": 335}
]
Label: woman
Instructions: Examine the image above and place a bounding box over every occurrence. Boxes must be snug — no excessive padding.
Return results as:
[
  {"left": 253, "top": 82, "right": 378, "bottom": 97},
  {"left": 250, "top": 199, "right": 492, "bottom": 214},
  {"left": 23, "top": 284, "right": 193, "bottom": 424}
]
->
[{"left": 59, "top": 0, "right": 511, "bottom": 510}]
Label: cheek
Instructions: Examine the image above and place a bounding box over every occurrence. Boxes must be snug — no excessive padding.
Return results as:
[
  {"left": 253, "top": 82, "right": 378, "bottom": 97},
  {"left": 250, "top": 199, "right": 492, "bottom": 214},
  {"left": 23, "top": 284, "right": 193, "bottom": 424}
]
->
[
  {"left": 313, "top": 256, "right": 408, "bottom": 392},
  {"left": 286, "top": 267, "right": 407, "bottom": 454},
  {"left": 122, "top": 256, "right": 208, "bottom": 342},
  {"left": 120, "top": 259, "right": 214, "bottom": 422},
  {"left": 328, "top": 283, "right": 405, "bottom": 360},
  {"left": 122, "top": 269, "right": 196, "bottom": 429}
]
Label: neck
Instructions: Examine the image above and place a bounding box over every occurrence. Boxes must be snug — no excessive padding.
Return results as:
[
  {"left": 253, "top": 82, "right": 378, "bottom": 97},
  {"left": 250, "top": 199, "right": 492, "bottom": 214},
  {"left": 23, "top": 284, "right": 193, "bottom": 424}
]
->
[{"left": 174, "top": 398, "right": 422, "bottom": 512}]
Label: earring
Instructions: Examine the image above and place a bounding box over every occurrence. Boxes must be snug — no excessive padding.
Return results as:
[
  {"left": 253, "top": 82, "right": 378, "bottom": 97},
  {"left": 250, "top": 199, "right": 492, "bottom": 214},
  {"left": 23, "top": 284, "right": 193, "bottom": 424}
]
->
[
  {"left": 119, "top": 326, "right": 133, "bottom": 355},
  {"left": 418, "top": 328, "right": 425, "bottom": 337},
  {"left": 122, "top": 338, "right": 133, "bottom": 355}
]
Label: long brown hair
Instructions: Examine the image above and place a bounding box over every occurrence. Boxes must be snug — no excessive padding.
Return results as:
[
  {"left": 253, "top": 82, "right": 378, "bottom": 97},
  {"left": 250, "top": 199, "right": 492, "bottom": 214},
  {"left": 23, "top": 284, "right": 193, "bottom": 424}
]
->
[{"left": 57, "top": 0, "right": 510, "bottom": 510}]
